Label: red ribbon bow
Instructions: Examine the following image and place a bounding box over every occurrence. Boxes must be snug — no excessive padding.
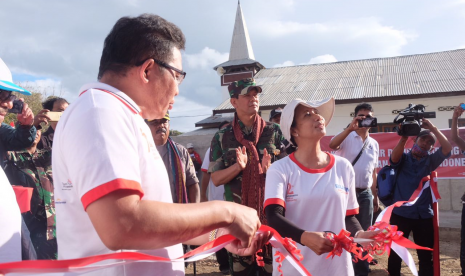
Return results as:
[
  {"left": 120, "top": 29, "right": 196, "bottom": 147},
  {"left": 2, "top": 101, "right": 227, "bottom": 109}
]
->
[
  {"left": 366, "top": 221, "right": 404, "bottom": 256},
  {"left": 325, "top": 229, "right": 373, "bottom": 263}
]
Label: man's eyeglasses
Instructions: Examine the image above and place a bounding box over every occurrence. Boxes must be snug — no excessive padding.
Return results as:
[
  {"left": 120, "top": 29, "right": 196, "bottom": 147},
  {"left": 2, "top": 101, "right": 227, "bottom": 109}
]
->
[
  {"left": 0, "top": 90, "right": 17, "bottom": 103},
  {"left": 136, "top": 58, "right": 186, "bottom": 85}
]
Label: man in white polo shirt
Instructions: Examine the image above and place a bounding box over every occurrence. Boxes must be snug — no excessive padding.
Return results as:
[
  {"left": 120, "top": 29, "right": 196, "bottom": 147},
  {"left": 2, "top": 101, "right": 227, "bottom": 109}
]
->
[
  {"left": 329, "top": 102, "right": 379, "bottom": 276},
  {"left": 53, "top": 14, "right": 269, "bottom": 276}
]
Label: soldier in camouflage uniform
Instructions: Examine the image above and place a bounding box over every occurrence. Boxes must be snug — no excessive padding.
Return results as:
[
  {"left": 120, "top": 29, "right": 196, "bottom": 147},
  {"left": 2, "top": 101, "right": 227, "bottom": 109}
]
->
[
  {"left": 4, "top": 130, "right": 56, "bottom": 259},
  {"left": 209, "top": 78, "right": 285, "bottom": 276}
]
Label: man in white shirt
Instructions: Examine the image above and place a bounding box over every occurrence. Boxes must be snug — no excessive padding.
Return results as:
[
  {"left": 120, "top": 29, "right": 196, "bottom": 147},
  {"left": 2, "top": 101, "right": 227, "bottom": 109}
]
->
[
  {"left": 53, "top": 14, "right": 269, "bottom": 276},
  {"left": 200, "top": 121, "right": 230, "bottom": 275},
  {"left": 329, "top": 103, "right": 380, "bottom": 276}
]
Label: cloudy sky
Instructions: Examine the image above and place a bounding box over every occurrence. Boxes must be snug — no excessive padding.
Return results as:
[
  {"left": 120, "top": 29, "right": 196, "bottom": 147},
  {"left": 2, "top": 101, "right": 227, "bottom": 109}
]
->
[{"left": 1, "top": 0, "right": 465, "bottom": 132}]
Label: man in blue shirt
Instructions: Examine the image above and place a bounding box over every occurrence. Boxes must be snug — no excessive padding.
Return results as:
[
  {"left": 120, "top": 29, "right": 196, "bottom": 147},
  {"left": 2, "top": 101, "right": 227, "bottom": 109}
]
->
[{"left": 388, "top": 119, "right": 452, "bottom": 276}]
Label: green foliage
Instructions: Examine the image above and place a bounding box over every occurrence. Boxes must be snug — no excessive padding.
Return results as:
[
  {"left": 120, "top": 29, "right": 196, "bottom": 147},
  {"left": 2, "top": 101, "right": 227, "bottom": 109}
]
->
[{"left": 169, "top": 129, "right": 183, "bottom": 137}]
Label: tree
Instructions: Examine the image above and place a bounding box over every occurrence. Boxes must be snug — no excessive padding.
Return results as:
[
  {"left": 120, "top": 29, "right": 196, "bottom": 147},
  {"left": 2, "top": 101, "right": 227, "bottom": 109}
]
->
[{"left": 169, "top": 130, "right": 183, "bottom": 137}]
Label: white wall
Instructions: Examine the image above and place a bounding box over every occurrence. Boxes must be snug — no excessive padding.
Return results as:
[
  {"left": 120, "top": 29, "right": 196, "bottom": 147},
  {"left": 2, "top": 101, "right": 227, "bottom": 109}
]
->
[
  {"left": 326, "top": 96, "right": 462, "bottom": 135},
  {"left": 258, "top": 95, "right": 463, "bottom": 136}
]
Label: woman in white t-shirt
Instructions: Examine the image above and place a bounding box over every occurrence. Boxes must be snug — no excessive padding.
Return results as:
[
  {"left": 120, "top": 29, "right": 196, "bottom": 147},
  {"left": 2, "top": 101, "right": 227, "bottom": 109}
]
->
[{"left": 264, "top": 98, "right": 378, "bottom": 276}]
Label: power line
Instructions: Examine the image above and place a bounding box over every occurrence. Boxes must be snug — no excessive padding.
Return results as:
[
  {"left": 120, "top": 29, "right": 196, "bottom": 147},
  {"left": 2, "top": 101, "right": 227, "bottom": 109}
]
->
[{"left": 170, "top": 114, "right": 212, "bottom": 118}]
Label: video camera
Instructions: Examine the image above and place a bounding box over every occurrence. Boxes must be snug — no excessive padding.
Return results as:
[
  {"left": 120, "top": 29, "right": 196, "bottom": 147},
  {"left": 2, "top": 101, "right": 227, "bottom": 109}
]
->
[{"left": 393, "top": 103, "right": 436, "bottom": 136}]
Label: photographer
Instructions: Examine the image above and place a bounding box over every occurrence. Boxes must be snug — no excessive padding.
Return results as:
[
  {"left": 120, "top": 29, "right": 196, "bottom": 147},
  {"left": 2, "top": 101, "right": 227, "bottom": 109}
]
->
[
  {"left": 451, "top": 104, "right": 465, "bottom": 275},
  {"left": 388, "top": 119, "right": 451, "bottom": 276},
  {"left": 329, "top": 102, "right": 379, "bottom": 276},
  {"left": 0, "top": 57, "right": 36, "bottom": 263}
]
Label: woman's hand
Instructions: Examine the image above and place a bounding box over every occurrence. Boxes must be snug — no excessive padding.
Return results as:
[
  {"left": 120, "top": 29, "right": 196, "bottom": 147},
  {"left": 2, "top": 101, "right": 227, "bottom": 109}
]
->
[
  {"left": 355, "top": 230, "right": 381, "bottom": 248},
  {"left": 301, "top": 231, "right": 334, "bottom": 255}
]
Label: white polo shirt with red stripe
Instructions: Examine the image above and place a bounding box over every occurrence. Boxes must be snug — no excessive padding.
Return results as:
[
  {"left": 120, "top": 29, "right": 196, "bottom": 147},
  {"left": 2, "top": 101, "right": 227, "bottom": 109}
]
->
[
  {"left": 264, "top": 153, "right": 358, "bottom": 276},
  {"left": 53, "top": 82, "right": 184, "bottom": 275}
]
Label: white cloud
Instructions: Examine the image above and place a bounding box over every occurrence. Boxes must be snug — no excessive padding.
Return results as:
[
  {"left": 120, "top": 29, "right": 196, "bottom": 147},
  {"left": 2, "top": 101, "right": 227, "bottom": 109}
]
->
[
  {"left": 272, "top": 55, "right": 337, "bottom": 68},
  {"left": 16, "top": 78, "right": 68, "bottom": 98},
  {"left": 184, "top": 47, "right": 229, "bottom": 70},
  {"left": 307, "top": 54, "right": 338, "bottom": 64},
  {"left": 273, "top": 60, "right": 295, "bottom": 67},
  {"left": 255, "top": 21, "right": 328, "bottom": 38},
  {"left": 169, "top": 95, "right": 214, "bottom": 132},
  {"left": 253, "top": 17, "right": 416, "bottom": 57}
]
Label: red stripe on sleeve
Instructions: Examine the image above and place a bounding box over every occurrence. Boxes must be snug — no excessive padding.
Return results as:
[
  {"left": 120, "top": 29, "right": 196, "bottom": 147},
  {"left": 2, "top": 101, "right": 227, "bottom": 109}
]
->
[
  {"left": 264, "top": 198, "right": 286, "bottom": 211},
  {"left": 81, "top": 179, "right": 144, "bottom": 210},
  {"left": 346, "top": 208, "right": 359, "bottom": 216},
  {"left": 201, "top": 168, "right": 208, "bottom": 173}
]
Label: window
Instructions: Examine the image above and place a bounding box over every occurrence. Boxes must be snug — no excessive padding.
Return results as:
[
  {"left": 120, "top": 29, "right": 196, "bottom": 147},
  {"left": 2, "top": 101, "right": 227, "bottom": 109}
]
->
[
  {"left": 449, "top": 118, "right": 465, "bottom": 128},
  {"left": 370, "top": 123, "right": 398, "bottom": 133}
]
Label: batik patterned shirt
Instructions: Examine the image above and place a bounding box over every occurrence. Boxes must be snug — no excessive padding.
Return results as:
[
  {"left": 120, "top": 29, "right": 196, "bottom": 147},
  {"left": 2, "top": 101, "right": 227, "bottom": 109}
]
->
[
  {"left": 6, "top": 149, "right": 55, "bottom": 240},
  {"left": 208, "top": 118, "right": 285, "bottom": 204}
]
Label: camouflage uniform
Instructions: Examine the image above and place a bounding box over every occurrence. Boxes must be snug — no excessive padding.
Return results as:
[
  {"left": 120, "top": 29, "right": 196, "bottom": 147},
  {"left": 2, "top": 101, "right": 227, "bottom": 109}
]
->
[
  {"left": 209, "top": 77, "right": 286, "bottom": 276},
  {"left": 209, "top": 120, "right": 284, "bottom": 276},
  {"left": 5, "top": 148, "right": 57, "bottom": 259},
  {"left": 209, "top": 120, "right": 284, "bottom": 204}
]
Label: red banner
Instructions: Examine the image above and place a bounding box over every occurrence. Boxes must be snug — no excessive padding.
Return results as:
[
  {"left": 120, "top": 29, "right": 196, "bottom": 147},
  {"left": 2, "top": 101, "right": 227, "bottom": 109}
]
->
[{"left": 320, "top": 128, "right": 465, "bottom": 179}]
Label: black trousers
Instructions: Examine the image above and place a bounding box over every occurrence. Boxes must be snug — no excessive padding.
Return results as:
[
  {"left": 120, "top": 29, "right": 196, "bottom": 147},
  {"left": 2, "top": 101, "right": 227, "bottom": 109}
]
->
[
  {"left": 461, "top": 203, "right": 465, "bottom": 275},
  {"left": 388, "top": 213, "right": 434, "bottom": 276},
  {"left": 215, "top": 248, "right": 230, "bottom": 272}
]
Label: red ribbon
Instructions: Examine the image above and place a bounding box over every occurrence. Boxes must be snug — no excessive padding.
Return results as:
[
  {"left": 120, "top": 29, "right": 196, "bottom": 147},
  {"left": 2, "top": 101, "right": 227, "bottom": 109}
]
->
[
  {"left": 273, "top": 237, "right": 304, "bottom": 276},
  {"left": 256, "top": 249, "right": 264, "bottom": 267},
  {"left": 274, "top": 251, "right": 286, "bottom": 276},
  {"left": 325, "top": 229, "right": 373, "bottom": 263},
  {"left": 282, "top": 237, "right": 303, "bottom": 261},
  {"left": 366, "top": 221, "right": 404, "bottom": 256},
  {"left": 0, "top": 225, "right": 311, "bottom": 276},
  {"left": 366, "top": 221, "right": 432, "bottom": 256}
]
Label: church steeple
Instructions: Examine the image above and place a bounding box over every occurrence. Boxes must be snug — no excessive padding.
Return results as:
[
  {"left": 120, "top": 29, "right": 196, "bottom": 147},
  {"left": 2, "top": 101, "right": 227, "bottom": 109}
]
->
[
  {"left": 213, "top": 1, "right": 264, "bottom": 89},
  {"left": 229, "top": 1, "right": 255, "bottom": 61}
]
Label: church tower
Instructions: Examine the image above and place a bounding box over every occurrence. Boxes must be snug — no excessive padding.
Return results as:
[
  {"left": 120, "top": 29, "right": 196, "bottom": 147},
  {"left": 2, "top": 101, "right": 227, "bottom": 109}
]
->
[{"left": 213, "top": 1, "right": 265, "bottom": 100}]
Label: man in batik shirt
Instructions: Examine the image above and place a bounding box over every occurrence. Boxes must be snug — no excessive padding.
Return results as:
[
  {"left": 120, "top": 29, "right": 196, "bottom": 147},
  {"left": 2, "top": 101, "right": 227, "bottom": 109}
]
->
[
  {"left": 209, "top": 78, "right": 285, "bottom": 276},
  {"left": 5, "top": 130, "right": 56, "bottom": 259}
]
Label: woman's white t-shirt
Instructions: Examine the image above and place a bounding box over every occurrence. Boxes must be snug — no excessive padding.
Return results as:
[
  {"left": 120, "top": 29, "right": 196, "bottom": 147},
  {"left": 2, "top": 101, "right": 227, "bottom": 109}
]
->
[{"left": 264, "top": 153, "right": 358, "bottom": 276}]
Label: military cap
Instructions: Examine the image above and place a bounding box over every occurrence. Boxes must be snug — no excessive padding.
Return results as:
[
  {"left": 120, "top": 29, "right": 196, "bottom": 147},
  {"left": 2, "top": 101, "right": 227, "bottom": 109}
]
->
[{"left": 227, "top": 78, "right": 262, "bottom": 98}]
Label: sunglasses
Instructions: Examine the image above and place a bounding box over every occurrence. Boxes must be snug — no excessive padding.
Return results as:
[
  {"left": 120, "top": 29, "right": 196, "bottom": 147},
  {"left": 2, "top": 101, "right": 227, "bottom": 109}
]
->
[{"left": 0, "top": 90, "right": 17, "bottom": 103}]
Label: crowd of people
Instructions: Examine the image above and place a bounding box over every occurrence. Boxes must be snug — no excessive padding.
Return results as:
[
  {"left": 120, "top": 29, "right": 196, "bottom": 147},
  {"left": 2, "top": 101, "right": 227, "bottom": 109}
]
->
[{"left": 0, "top": 12, "right": 464, "bottom": 276}]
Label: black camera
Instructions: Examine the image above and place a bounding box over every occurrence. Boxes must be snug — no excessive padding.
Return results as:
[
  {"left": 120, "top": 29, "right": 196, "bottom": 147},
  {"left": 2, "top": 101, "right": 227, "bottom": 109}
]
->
[
  {"left": 358, "top": 117, "right": 377, "bottom": 128},
  {"left": 8, "top": 99, "right": 24, "bottom": 114},
  {"left": 393, "top": 103, "right": 436, "bottom": 136}
]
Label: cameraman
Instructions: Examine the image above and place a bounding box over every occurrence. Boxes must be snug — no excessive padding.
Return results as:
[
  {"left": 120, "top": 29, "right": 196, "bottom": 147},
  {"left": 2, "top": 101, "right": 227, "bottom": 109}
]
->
[
  {"left": 451, "top": 104, "right": 465, "bottom": 275},
  {"left": 329, "top": 103, "right": 379, "bottom": 276},
  {"left": 388, "top": 119, "right": 451, "bottom": 276}
]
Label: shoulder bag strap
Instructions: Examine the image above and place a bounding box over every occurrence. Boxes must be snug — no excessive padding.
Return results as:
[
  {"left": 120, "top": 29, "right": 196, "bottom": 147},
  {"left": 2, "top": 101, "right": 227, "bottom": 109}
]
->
[{"left": 351, "top": 139, "right": 369, "bottom": 166}]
